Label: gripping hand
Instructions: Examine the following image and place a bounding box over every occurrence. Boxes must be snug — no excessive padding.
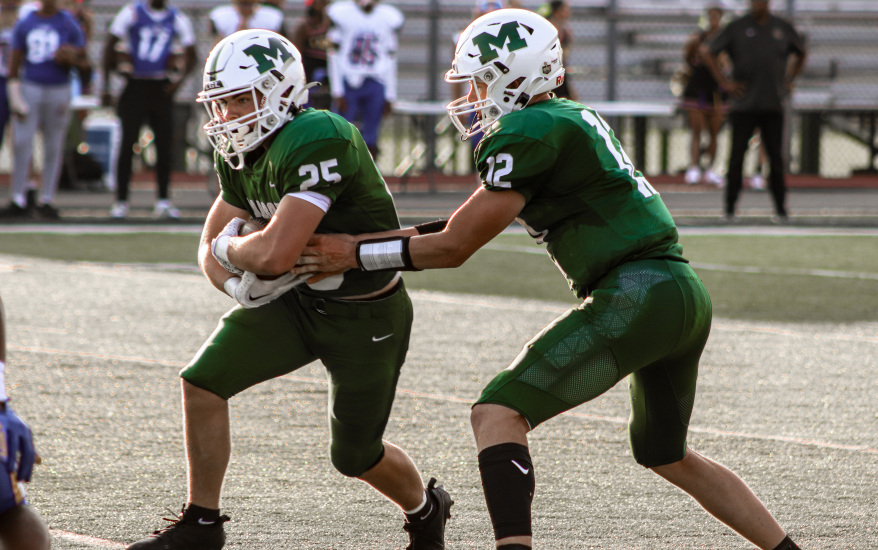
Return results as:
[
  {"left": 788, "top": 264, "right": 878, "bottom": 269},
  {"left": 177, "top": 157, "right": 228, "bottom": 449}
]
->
[
  {"left": 211, "top": 217, "right": 246, "bottom": 275},
  {"left": 0, "top": 405, "right": 36, "bottom": 482},
  {"left": 234, "top": 271, "right": 310, "bottom": 309}
]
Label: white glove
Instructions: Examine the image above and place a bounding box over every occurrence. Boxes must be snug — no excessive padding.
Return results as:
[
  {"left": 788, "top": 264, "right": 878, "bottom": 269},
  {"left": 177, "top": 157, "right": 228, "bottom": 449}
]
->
[
  {"left": 7, "top": 79, "right": 29, "bottom": 117},
  {"left": 233, "top": 271, "right": 310, "bottom": 308},
  {"left": 211, "top": 217, "right": 246, "bottom": 275}
]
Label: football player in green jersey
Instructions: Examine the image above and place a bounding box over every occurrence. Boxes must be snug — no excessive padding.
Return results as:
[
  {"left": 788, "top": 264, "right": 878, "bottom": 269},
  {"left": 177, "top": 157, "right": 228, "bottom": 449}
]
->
[
  {"left": 124, "top": 30, "right": 452, "bottom": 550},
  {"left": 293, "top": 9, "right": 802, "bottom": 550}
]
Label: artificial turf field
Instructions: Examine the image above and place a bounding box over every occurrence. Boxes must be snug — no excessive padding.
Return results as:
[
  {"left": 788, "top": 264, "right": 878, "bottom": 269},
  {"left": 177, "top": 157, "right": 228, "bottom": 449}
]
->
[{"left": 1, "top": 228, "right": 875, "bottom": 549}]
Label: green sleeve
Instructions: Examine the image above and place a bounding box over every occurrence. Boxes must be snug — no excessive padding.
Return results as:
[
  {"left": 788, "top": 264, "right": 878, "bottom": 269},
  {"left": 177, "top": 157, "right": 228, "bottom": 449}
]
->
[{"left": 475, "top": 135, "right": 559, "bottom": 202}]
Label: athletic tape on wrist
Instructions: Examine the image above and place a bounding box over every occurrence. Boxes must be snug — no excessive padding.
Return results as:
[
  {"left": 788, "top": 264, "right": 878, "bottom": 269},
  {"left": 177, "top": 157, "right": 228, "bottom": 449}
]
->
[
  {"left": 214, "top": 235, "right": 232, "bottom": 263},
  {"left": 356, "top": 237, "right": 419, "bottom": 271}
]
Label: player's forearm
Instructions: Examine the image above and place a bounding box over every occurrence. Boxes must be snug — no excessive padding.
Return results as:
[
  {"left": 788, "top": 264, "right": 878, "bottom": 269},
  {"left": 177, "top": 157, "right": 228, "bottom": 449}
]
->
[
  {"left": 199, "top": 241, "right": 236, "bottom": 292},
  {"left": 226, "top": 232, "right": 304, "bottom": 277}
]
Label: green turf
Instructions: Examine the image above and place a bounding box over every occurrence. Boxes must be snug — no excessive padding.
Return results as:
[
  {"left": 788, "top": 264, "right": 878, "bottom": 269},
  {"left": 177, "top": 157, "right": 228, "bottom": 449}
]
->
[{"left": 1, "top": 232, "right": 875, "bottom": 323}]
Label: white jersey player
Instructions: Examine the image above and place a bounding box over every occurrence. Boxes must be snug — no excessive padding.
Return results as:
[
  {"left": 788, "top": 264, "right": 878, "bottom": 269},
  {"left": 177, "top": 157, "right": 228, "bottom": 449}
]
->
[
  {"left": 209, "top": 0, "right": 285, "bottom": 43},
  {"left": 326, "top": 0, "right": 403, "bottom": 156}
]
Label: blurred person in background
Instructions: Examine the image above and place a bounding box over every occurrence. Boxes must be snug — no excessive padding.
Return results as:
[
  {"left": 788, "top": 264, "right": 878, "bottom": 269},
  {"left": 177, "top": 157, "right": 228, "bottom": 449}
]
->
[
  {"left": 680, "top": 3, "right": 727, "bottom": 187},
  {"left": 537, "top": 0, "right": 576, "bottom": 100},
  {"left": 702, "top": 0, "right": 806, "bottom": 223},
  {"left": 0, "top": 293, "right": 50, "bottom": 550},
  {"left": 327, "top": 0, "right": 404, "bottom": 159},
  {"left": 1, "top": 0, "right": 84, "bottom": 220},
  {"left": 101, "top": 0, "right": 197, "bottom": 220},
  {"left": 208, "top": 0, "right": 285, "bottom": 45},
  {"left": 0, "top": 0, "right": 18, "bottom": 153},
  {"left": 291, "top": 0, "right": 332, "bottom": 109}
]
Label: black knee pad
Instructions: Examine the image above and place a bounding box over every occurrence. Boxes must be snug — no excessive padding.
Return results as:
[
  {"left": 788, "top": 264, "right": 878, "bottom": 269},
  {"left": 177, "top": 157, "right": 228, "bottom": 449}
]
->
[{"left": 478, "top": 443, "right": 535, "bottom": 540}]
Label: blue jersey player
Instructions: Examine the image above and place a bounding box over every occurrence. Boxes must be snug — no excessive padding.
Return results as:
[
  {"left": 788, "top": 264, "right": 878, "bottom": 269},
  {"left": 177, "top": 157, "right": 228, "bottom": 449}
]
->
[
  {"left": 101, "top": 0, "right": 197, "bottom": 220},
  {"left": 0, "top": 294, "right": 50, "bottom": 550}
]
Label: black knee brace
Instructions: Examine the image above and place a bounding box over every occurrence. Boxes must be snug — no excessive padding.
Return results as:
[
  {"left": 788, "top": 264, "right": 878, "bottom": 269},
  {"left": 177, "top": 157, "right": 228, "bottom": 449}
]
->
[{"left": 478, "top": 443, "right": 535, "bottom": 540}]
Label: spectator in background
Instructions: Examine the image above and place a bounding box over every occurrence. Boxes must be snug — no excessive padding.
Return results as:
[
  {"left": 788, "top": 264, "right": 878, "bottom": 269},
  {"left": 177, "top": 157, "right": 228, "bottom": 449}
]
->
[
  {"left": 0, "top": 0, "right": 17, "bottom": 150},
  {"left": 680, "top": 3, "right": 726, "bottom": 187},
  {"left": 537, "top": 0, "right": 577, "bottom": 100},
  {"left": 291, "top": 0, "right": 332, "bottom": 109},
  {"left": 702, "top": 0, "right": 806, "bottom": 223},
  {"left": 0, "top": 293, "right": 51, "bottom": 550},
  {"left": 327, "top": 0, "right": 404, "bottom": 159},
  {"left": 101, "top": 0, "right": 197, "bottom": 220},
  {"left": 208, "top": 0, "right": 285, "bottom": 46},
  {"left": 0, "top": 0, "right": 84, "bottom": 220}
]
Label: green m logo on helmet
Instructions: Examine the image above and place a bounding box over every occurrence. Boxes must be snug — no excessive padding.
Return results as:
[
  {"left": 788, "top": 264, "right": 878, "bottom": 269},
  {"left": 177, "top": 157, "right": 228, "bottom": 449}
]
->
[
  {"left": 243, "top": 37, "right": 293, "bottom": 74},
  {"left": 471, "top": 21, "right": 528, "bottom": 64}
]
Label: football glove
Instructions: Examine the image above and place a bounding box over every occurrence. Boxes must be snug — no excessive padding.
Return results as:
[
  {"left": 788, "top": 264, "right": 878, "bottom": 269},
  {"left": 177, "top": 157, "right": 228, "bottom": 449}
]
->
[
  {"left": 232, "top": 271, "right": 310, "bottom": 309},
  {"left": 0, "top": 404, "right": 36, "bottom": 482},
  {"left": 211, "top": 217, "right": 246, "bottom": 275}
]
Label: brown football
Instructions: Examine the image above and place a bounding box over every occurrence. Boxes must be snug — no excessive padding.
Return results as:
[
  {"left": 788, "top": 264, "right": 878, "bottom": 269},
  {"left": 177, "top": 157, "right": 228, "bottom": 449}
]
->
[{"left": 239, "top": 217, "right": 268, "bottom": 236}]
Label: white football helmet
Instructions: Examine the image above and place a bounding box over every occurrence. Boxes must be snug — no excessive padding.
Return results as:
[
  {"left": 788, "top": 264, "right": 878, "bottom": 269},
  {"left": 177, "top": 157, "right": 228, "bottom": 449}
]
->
[
  {"left": 197, "top": 30, "right": 310, "bottom": 169},
  {"left": 445, "top": 8, "right": 565, "bottom": 139}
]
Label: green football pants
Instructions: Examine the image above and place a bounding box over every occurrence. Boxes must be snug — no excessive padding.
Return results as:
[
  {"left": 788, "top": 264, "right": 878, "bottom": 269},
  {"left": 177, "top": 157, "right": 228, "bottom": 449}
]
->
[
  {"left": 181, "top": 282, "right": 414, "bottom": 476},
  {"left": 477, "top": 259, "right": 712, "bottom": 467}
]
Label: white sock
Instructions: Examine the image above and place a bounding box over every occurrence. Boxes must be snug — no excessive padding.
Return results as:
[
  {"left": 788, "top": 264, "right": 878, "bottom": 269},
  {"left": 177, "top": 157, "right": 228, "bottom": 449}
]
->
[{"left": 404, "top": 491, "right": 428, "bottom": 515}]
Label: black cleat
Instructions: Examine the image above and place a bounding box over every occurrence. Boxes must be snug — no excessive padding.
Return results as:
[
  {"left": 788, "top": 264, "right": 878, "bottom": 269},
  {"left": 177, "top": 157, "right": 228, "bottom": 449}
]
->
[
  {"left": 404, "top": 478, "right": 453, "bottom": 550},
  {"left": 126, "top": 506, "right": 229, "bottom": 550},
  {"left": 35, "top": 204, "right": 60, "bottom": 220},
  {"left": 0, "top": 201, "right": 30, "bottom": 220}
]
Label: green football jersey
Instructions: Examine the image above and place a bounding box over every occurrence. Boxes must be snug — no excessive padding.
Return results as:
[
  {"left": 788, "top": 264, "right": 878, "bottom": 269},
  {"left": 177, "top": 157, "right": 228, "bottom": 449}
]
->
[
  {"left": 215, "top": 108, "right": 400, "bottom": 297},
  {"left": 476, "top": 98, "right": 686, "bottom": 299}
]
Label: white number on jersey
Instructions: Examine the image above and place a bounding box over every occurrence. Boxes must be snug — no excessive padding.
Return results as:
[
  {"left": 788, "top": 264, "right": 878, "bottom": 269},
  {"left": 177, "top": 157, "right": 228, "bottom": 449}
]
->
[
  {"left": 580, "top": 110, "right": 657, "bottom": 198},
  {"left": 484, "top": 153, "right": 513, "bottom": 188},
  {"left": 25, "top": 28, "right": 60, "bottom": 64},
  {"left": 137, "top": 26, "right": 171, "bottom": 63},
  {"left": 298, "top": 159, "right": 342, "bottom": 191}
]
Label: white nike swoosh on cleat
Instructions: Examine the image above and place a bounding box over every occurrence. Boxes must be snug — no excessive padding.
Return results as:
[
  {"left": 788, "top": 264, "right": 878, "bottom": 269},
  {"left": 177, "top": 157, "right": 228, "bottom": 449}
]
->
[
  {"left": 372, "top": 334, "right": 393, "bottom": 342},
  {"left": 511, "top": 459, "right": 530, "bottom": 475},
  {"left": 198, "top": 518, "right": 217, "bottom": 525}
]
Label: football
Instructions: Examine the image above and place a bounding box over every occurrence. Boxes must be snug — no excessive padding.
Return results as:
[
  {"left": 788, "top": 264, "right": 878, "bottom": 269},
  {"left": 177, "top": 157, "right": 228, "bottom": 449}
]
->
[{"left": 239, "top": 217, "right": 269, "bottom": 236}]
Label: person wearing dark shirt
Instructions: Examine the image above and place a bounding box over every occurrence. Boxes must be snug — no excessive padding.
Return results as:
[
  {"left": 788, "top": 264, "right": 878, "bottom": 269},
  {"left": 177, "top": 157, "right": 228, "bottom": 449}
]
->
[
  {"left": 681, "top": 4, "right": 726, "bottom": 187},
  {"left": 291, "top": 0, "right": 331, "bottom": 109},
  {"left": 703, "top": 0, "right": 806, "bottom": 223}
]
